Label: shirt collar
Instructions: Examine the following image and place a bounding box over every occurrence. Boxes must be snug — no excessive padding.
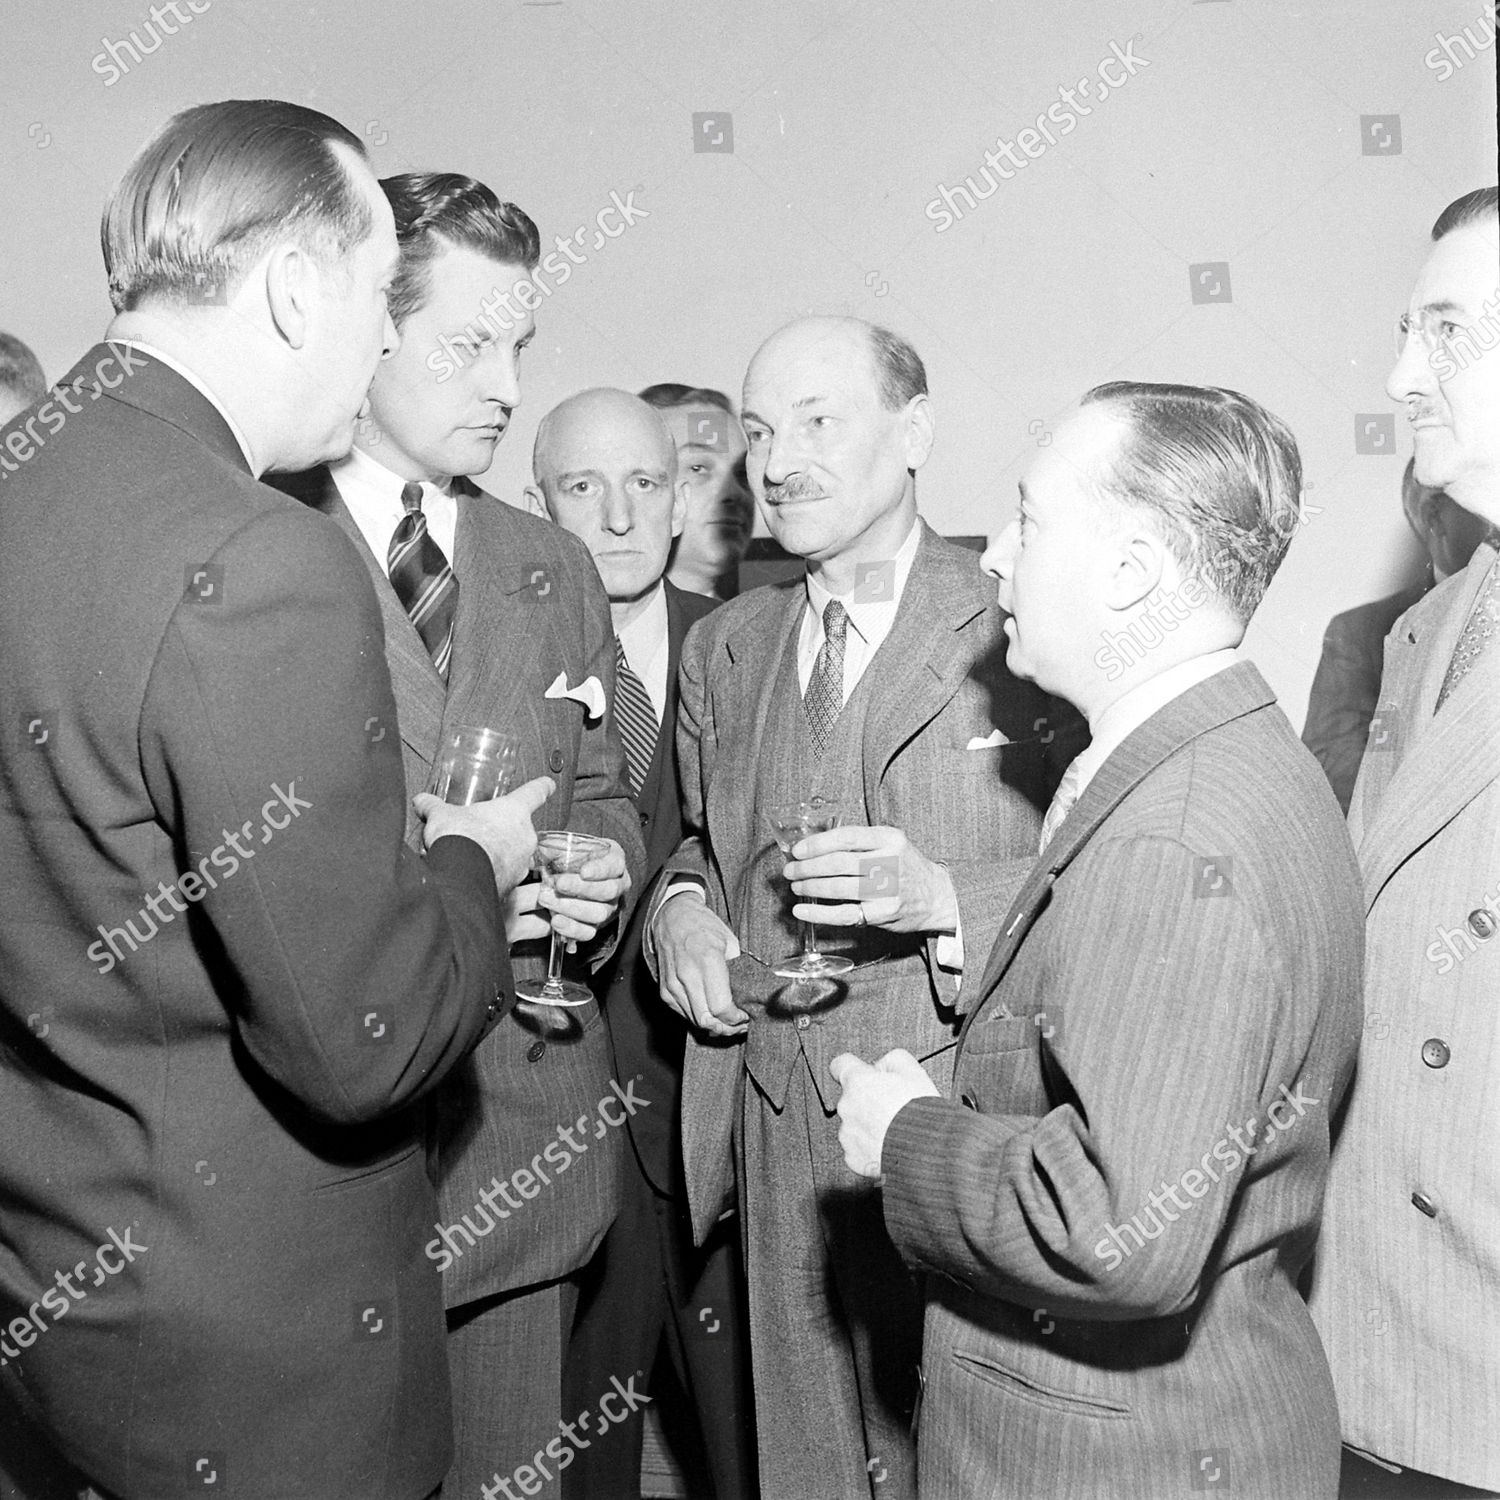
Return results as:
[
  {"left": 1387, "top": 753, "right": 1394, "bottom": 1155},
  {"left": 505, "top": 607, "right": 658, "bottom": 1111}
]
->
[
  {"left": 1070, "top": 647, "right": 1241, "bottom": 799},
  {"left": 335, "top": 443, "right": 454, "bottom": 503},
  {"left": 616, "top": 582, "right": 669, "bottom": 670},
  {"left": 804, "top": 517, "right": 922, "bottom": 642},
  {"left": 115, "top": 339, "right": 257, "bottom": 474}
]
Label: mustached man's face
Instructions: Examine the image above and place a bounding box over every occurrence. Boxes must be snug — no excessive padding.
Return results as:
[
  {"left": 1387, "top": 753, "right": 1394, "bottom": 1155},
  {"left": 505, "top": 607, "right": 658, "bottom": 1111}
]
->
[{"left": 364, "top": 243, "right": 535, "bottom": 481}]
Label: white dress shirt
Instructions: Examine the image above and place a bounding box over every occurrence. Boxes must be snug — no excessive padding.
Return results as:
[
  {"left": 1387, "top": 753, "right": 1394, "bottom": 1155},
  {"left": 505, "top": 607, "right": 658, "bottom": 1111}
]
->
[
  {"left": 115, "top": 339, "right": 257, "bottom": 474},
  {"left": 615, "top": 583, "right": 670, "bottom": 723},
  {"left": 329, "top": 445, "right": 459, "bottom": 571}
]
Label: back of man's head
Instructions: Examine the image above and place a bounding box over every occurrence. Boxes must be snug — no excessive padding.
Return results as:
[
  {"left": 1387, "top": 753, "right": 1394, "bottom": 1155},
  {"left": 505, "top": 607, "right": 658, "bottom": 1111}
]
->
[
  {"left": 0, "top": 332, "right": 45, "bottom": 426},
  {"left": 1082, "top": 381, "right": 1303, "bottom": 623},
  {"left": 381, "top": 173, "right": 540, "bottom": 328},
  {"left": 1431, "top": 185, "right": 1498, "bottom": 242},
  {"left": 102, "top": 99, "right": 372, "bottom": 312}
]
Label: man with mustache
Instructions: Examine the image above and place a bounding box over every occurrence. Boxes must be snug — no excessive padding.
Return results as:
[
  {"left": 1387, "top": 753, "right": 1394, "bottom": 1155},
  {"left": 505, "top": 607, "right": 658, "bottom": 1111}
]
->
[
  {"left": 646, "top": 316, "right": 1072, "bottom": 1497},
  {"left": 269, "top": 172, "right": 643, "bottom": 1497}
]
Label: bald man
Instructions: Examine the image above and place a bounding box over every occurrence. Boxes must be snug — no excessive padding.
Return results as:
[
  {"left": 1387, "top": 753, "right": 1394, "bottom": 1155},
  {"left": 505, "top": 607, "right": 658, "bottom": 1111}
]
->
[
  {"left": 531, "top": 389, "right": 757, "bottom": 1500},
  {"left": 643, "top": 318, "right": 1076, "bottom": 1497}
]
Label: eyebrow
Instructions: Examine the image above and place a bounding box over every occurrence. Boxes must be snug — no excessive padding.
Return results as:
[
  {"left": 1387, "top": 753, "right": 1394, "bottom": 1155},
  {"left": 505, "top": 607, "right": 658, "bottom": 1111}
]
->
[{"left": 1419, "top": 298, "right": 1470, "bottom": 317}]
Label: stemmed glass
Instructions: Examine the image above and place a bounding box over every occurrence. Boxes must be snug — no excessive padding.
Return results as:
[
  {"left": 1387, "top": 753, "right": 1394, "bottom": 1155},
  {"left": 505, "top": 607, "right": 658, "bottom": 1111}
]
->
[
  {"left": 765, "top": 796, "right": 854, "bottom": 981},
  {"left": 426, "top": 725, "right": 522, "bottom": 805},
  {"left": 516, "top": 830, "right": 613, "bottom": 1007}
]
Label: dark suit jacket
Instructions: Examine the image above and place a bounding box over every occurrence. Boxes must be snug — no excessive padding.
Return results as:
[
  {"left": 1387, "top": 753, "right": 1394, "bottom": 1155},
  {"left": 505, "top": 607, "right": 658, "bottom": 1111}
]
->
[
  {"left": 595, "top": 582, "right": 719, "bottom": 1198},
  {"left": 882, "top": 662, "right": 1365, "bottom": 1500},
  {"left": 649, "top": 522, "right": 1078, "bottom": 1241},
  {"left": 1301, "top": 578, "right": 1429, "bottom": 812},
  {"left": 270, "top": 464, "right": 646, "bottom": 1309},
  {"left": 0, "top": 348, "right": 510, "bottom": 1499}
]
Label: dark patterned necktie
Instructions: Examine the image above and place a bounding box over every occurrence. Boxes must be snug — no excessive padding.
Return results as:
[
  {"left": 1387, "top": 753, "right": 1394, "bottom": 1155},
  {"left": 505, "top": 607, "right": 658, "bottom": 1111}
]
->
[
  {"left": 388, "top": 481, "right": 458, "bottom": 682},
  {"left": 803, "top": 598, "right": 848, "bottom": 757},
  {"left": 613, "top": 638, "right": 659, "bottom": 797},
  {"left": 1435, "top": 541, "right": 1500, "bottom": 713}
]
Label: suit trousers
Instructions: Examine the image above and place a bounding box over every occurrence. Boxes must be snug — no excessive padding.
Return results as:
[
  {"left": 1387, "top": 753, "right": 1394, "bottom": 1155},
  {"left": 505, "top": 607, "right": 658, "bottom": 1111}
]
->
[
  {"left": 741, "top": 1055, "right": 922, "bottom": 1500},
  {"left": 563, "top": 1165, "right": 756, "bottom": 1499},
  {"left": 443, "top": 1278, "right": 578, "bottom": 1500}
]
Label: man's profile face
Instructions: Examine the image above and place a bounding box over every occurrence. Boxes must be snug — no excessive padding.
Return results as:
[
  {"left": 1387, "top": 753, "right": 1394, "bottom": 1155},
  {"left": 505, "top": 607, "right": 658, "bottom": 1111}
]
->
[
  {"left": 741, "top": 324, "right": 920, "bottom": 564},
  {"left": 661, "top": 403, "right": 752, "bottom": 577},
  {"left": 1388, "top": 219, "right": 1500, "bottom": 518},
  {"left": 365, "top": 244, "right": 535, "bottom": 481},
  {"left": 539, "top": 398, "right": 686, "bottom": 606},
  {"left": 983, "top": 405, "right": 1130, "bottom": 699}
]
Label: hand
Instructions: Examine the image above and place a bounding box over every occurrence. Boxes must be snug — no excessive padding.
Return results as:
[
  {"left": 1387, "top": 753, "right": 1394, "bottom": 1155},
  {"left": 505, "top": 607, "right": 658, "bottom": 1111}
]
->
[
  {"left": 539, "top": 836, "right": 631, "bottom": 947},
  {"left": 784, "top": 825, "right": 957, "bottom": 935},
  {"left": 413, "top": 776, "right": 553, "bottom": 894},
  {"left": 501, "top": 881, "right": 548, "bottom": 945},
  {"left": 654, "top": 894, "right": 748, "bottom": 1037},
  {"left": 829, "top": 1048, "right": 940, "bottom": 1178}
]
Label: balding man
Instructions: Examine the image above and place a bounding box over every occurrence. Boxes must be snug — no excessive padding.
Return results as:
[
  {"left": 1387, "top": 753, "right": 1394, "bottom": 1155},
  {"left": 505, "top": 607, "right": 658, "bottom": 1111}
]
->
[
  {"left": 645, "top": 318, "right": 1077, "bottom": 1497},
  {"left": 531, "top": 389, "right": 756, "bottom": 1499},
  {"left": 0, "top": 330, "right": 45, "bottom": 427}
]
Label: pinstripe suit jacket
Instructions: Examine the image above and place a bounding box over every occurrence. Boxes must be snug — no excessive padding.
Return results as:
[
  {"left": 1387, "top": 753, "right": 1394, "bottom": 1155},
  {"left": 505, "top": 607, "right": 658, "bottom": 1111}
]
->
[
  {"left": 882, "top": 661, "right": 1364, "bottom": 1500},
  {"left": 1310, "top": 539, "right": 1500, "bottom": 1490},
  {"left": 650, "top": 522, "right": 1077, "bottom": 1241},
  {"left": 273, "top": 467, "right": 646, "bottom": 1308}
]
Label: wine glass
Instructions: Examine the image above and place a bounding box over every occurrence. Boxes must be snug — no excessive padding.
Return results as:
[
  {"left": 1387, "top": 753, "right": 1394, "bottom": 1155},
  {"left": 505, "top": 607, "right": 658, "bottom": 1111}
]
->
[
  {"left": 516, "top": 830, "right": 613, "bottom": 1007},
  {"left": 427, "top": 726, "right": 522, "bottom": 805},
  {"left": 765, "top": 796, "right": 854, "bottom": 981}
]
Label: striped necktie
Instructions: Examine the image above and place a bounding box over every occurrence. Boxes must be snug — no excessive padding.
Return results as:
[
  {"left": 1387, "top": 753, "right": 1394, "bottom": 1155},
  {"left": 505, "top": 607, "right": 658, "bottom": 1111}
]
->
[
  {"left": 613, "top": 638, "right": 659, "bottom": 798},
  {"left": 388, "top": 481, "right": 458, "bottom": 682},
  {"left": 803, "top": 599, "right": 848, "bottom": 758},
  {"left": 1435, "top": 540, "right": 1500, "bottom": 713}
]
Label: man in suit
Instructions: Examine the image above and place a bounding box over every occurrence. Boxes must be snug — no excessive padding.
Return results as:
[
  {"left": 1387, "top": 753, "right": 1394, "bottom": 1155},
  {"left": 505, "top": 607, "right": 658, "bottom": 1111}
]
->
[
  {"left": 1302, "top": 458, "right": 1489, "bottom": 811},
  {"left": 0, "top": 103, "right": 548, "bottom": 1500},
  {"left": 834, "top": 382, "right": 1365, "bottom": 1500},
  {"left": 268, "top": 172, "right": 643, "bottom": 1500},
  {"left": 639, "top": 383, "right": 754, "bottom": 601},
  {"left": 0, "top": 330, "right": 45, "bottom": 427},
  {"left": 1310, "top": 187, "right": 1500, "bottom": 1498},
  {"left": 648, "top": 317, "right": 1071, "bottom": 1498},
  {"left": 534, "top": 388, "right": 757, "bottom": 1499}
]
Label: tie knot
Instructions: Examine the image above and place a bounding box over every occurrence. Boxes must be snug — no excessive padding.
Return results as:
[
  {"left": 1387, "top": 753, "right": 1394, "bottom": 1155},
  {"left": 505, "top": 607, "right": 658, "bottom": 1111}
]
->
[
  {"left": 823, "top": 598, "right": 848, "bottom": 643},
  {"left": 400, "top": 481, "right": 425, "bottom": 514}
]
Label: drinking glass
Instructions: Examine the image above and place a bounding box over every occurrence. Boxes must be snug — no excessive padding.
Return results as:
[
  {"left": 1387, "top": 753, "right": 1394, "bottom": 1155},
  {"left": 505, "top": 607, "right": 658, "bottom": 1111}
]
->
[
  {"left": 765, "top": 796, "right": 854, "bottom": 980},
  {"left": 516, "top": 830, "right": 613, "bottom": 1007},
  {"left": 427, "top": 726, "right": 522, "bottom": 805}
]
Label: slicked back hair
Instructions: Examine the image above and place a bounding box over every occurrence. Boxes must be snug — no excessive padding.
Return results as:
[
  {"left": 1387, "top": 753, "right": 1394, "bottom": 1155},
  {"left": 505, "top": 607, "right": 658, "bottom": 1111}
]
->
[
  {"left": 638, "top": 383, "right": 734, "bottom": 414},
  {"left": 1432, "top": 186, "right": 1498, "bottom": 241},
  {"left": 382, "top": 173, "right": 540, "bottom": 328},
  {"left": 1081, "top": 382, "right": 1304, "bottom": 623},
  {"left": 0, "top": 332, "right": 46, "bottom": 409},
  {"left": 102, "top": 99, "right": 372, "bottom": 312}
]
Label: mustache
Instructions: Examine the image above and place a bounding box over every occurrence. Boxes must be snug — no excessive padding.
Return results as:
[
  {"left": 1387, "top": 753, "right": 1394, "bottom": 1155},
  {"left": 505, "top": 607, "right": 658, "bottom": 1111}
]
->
[{"left": 764, "top": 476, "right": 827, "bottom": 504}]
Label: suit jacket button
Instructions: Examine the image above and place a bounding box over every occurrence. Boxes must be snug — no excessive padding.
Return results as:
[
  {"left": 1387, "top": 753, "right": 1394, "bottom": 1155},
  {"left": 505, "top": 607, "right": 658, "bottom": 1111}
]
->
[
  {"left": 1467, "top": 908, "right": 1497, "bottom": 940},
  {"left": 1411, "top": 1190, "right": 1438, "bottom": 1218},
  {"left": 1420, "top": 1037, "right": 1450, "bottom": 1069},
  {"left": 960, "top": 1091, "right": 978, "bottom": 1110},
  {"left": 795, "top": 1015, "right": 811, "bottom": 1031},
  {"left": 639, "top": 809, "right": 650, "bottom": 826},
  {"left": 549, "top": 749, "right": 565, "bottom": 773},
  {"left": 527, "top": 1040, "right": 546, "bottom": 1062}
]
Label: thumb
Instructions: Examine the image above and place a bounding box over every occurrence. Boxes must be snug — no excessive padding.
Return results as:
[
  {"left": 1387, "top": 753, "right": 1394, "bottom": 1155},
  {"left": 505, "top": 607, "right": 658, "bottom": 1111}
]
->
[
  {"left": 411, "top": 792, "right": 444, "bottom": 821},
  {"left": 506, "top": 775, "right": 556, "bottom": 814},
  {"left": 874, "top": 1047, "right": 924, "bottom": 1077},
  {"left": 828, "top": 1052, "right": 870, "bottom": 1090}
]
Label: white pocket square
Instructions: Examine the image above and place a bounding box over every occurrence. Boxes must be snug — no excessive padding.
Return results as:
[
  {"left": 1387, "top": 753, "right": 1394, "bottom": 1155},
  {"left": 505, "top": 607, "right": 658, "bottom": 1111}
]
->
[
  {"left": 545, "top": 671, "right": 606, "bottom": 724},
  {"left": 966, "top": 729, "right": 1010, "bottom": 750}
]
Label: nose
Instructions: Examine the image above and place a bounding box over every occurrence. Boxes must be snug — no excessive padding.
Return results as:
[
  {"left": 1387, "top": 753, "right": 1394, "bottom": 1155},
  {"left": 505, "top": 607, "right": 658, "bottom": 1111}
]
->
[
  {"left": 761, "top": 429, "right": 803, "bottom": 489},
  {"left": 982, "top": 520, "right": 1019, "bottom": 582},
  {"left": 483, "top": 350, "right": 523, "bottom": 412},
  {"left": 1387, "top": 320, "right": 1437, "bottom": 406},
  {"left": 602, "top": 483, "right": 634, "bottom": 535}
]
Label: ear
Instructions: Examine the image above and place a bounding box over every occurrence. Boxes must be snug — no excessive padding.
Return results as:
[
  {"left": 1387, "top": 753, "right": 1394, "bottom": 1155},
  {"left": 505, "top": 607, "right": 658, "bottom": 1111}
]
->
[
  {"left": 523, "top": 482, "right": 551, "bottom": 520},
  {"left": 1103, "top": 528, "right": 1166, "bottom": 613},
  {"left": 671, "top": 478, "right": 689, "bottom": 537},
  {"left": 901, "top": 393, "right": 935, "bottom": 472},
  {"left": 264, "top": 244, "right": 315, "bottom": 349}
]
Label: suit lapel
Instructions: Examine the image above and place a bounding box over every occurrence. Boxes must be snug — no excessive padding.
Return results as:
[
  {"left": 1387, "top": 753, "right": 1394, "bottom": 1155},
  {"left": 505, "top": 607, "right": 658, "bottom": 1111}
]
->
[
  {"left": 1358, "top": 546, "right": 1500, "bottom": 910},
  {"left": 966, "top": 661, "right": 1277, "bottom": 1016}
]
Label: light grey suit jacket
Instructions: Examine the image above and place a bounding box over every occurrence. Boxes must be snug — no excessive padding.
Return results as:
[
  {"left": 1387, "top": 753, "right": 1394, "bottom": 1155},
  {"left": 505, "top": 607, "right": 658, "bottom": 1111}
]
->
[
  {"left": 882, "top": 662, "right": 1364, "bottom": 1500},
  {"left": 1310, "top": 539, "right": 1500, "bottom": 1490},
  {"left": 273, "top": 467, "right": 646, "bottom": 1308},
  {"left": 650, "top": 523, "right": 1075, "bottom": 1241}
]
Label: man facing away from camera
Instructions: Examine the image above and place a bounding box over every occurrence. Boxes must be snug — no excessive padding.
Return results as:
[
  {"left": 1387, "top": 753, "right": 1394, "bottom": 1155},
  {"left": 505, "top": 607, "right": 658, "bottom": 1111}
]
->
[{"left": 834, "top": 383, "right": 1364, "bottom": 1500}]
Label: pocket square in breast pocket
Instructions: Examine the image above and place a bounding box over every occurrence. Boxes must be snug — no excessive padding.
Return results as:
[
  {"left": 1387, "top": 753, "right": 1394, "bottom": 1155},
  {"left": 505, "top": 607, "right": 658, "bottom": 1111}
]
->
[{"left": 966, "top": 728, "right": 1010, "bottom": 750}]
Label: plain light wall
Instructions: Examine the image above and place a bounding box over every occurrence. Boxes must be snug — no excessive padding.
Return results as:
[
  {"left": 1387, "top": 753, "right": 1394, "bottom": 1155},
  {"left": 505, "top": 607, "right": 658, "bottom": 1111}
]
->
[{"left": 1, "top": 0, "right": 1494, "bottom": 727}]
